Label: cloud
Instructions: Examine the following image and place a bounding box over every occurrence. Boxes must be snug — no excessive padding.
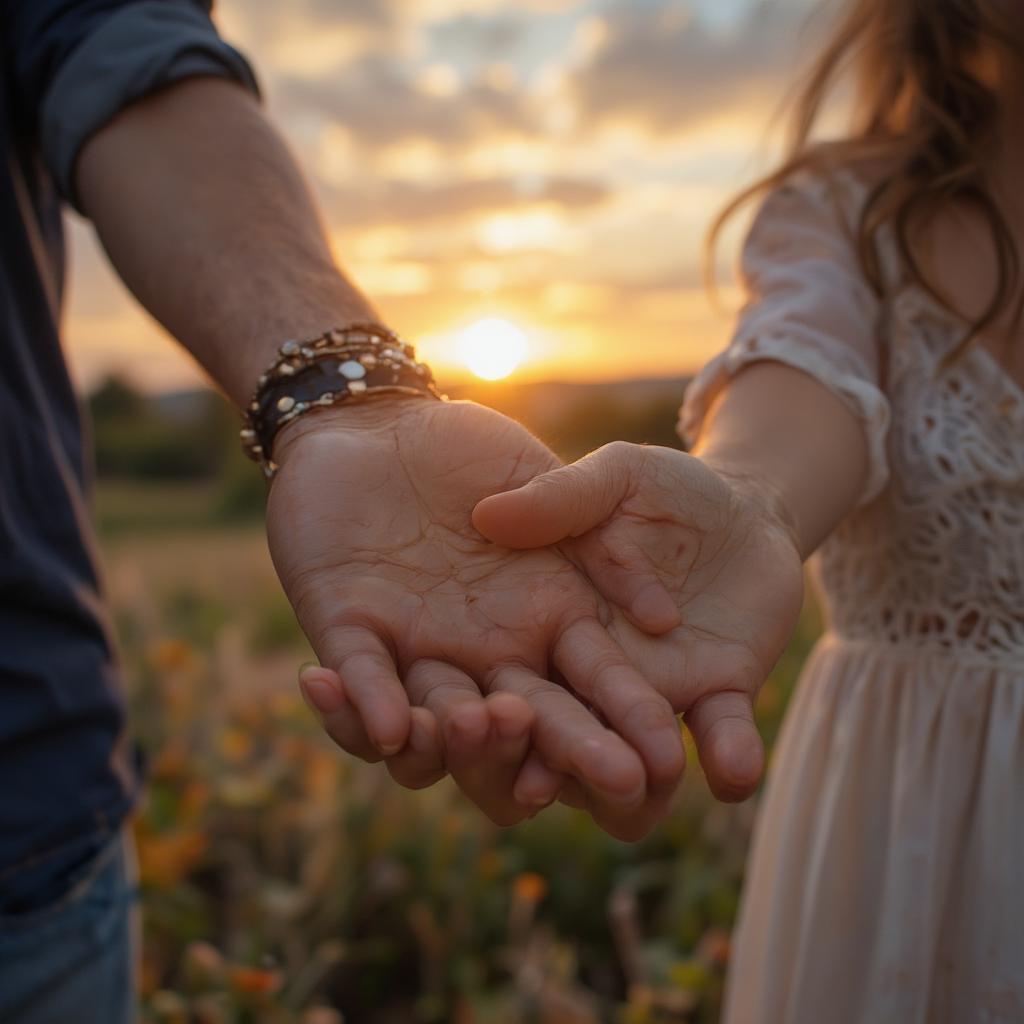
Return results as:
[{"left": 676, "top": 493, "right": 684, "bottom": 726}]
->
[
  {"left": 322, "top": 174, "right": 609, "bottom": 228},
  {"left": 213, "top": 0, "right": 416, "bottom": 78},
  {"left": 567, "top": 0, "right": 812, "bottom": 134},
  {"left": 223, "top": 0, "right": 401, "bottom": 33},
  {"left": 426, "top": 13, "right": 531, "bottom": 59},
  {"left": 71, "top": 0, "right": 821, "bottom": 391},
  {"left": 279, "top": 52, "right": 542, "bottom": 148}
]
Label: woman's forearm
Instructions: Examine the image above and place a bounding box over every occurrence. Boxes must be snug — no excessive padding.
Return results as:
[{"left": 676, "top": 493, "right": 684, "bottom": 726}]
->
[{"left": 690, "top": 362, "right": 869, "bottom": 559}]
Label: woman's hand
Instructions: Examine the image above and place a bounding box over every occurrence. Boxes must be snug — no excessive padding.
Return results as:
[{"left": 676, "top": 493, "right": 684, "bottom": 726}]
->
[
  {"left": 473, "top": 441, "right": 805, "bottom": 802},
  {"left": 267, "top": 401, "right": 685, "bottom": 840}
]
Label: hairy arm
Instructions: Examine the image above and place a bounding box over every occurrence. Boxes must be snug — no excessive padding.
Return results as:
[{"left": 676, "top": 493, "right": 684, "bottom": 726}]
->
[{"left": 75, "top": 75, "right": 372, "bottom": 406}]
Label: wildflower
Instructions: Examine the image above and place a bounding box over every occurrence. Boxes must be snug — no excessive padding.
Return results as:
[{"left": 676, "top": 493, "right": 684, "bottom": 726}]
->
[
  {"left": 149, "top": 638, "right": 194, "bottom": 672},
  {"left": 228, "top": 966, "right": 283, "bottom": 996},
  {"left": 513, "top": 872, "right": 548, "bottom": 904}
]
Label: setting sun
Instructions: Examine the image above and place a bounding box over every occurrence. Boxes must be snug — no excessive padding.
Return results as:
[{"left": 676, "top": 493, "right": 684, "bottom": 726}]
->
[{"left": 458, "top": 318, "right": 528, "bottom": 381}]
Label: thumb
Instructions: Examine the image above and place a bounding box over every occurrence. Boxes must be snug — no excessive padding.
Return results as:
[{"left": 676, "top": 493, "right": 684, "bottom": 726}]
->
[{"left": 473, "top": 441, "right": 638, "bottom": 549}]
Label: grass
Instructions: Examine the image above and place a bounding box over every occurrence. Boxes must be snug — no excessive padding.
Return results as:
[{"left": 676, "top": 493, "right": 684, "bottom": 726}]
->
[{"left": 95, "top": 480, "right": 227, "bottom": 535}]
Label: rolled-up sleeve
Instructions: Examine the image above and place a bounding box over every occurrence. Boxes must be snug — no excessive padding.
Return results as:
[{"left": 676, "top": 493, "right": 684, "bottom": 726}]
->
[
  {"left": 3, "top": 0, "right": 259, "bottom": 209},
  {"left": 679, "top": 173, "right": 892, "bottom": 507}
]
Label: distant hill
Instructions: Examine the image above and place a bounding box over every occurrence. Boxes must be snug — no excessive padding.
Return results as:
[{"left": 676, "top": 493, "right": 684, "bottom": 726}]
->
[
  {"left": 151, "top": 375, "right": 691, "bottom": 418},
  {"left": 448, "top": 374, "right": 689, "bottom": 421},
  {"left": 167, "top": 375, "right": 689, "bottom": 451},
  {"left": 447, "top": 376, "right": 692, "bottom": 456}
]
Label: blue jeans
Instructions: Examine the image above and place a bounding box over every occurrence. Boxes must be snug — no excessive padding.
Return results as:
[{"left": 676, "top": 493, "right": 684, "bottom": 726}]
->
[{"left": 0, "top": 830, "right": 138, "bottom": 1024}]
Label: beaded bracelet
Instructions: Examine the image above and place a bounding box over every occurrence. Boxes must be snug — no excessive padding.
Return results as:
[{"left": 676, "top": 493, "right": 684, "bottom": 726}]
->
[{"left": 240, "top": 323, "right": 443, "bottom": 478}]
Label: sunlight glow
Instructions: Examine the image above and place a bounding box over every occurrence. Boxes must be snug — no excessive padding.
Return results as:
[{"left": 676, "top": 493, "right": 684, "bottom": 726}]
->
[{"left": 458, "top": 319, "right": 529, "bottom": 381}]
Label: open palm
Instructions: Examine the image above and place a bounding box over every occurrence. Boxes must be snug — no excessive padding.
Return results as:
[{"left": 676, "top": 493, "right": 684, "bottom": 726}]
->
[{"left": 266, "top": 401, "right": 685, "bottom": 839}]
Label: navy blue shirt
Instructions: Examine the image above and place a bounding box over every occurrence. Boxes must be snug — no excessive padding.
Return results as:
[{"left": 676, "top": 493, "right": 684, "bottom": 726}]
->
[{"left": 0, "top": 0, "right": 255, "bottom": 894}]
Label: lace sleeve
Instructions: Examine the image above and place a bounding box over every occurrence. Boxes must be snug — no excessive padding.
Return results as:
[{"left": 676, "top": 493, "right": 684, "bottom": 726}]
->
[{"left": 679, "top": 176, "right": 892, "bottom": 506}]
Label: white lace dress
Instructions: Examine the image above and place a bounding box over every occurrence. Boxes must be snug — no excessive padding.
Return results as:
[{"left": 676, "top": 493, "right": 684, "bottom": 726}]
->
[{"left": 680, "top": 173, "right": 1024, "bottom": 1024}]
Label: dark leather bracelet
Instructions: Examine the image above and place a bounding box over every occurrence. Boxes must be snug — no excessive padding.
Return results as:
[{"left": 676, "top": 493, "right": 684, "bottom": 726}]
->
[{"left": 240, "top": 324, "right": 443, "bottom": 478}]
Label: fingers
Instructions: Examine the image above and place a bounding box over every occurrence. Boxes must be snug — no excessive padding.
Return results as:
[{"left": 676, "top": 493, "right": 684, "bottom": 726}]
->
[
  {"left": 489, "top": 665, "right": 668, "bottom": 842},
  {"left": 485, "top": 695, "right": 563, "bottom": 813},
  {"left": 571, "top": 530, "right": 680, "bottom": 635},
  {"left": 405, "top": 660, "right": 552, "bottom": 827},
  {"left": 301, "top": 664, "right": 449, "bottom": 788},
  {"left": 490, "top": 665, "right": 643, "bottom": 799},
  {"left": 552, "top": 617, "right": 686, "bottom": 795},
  {"left": 512, "top": 750, "right": 564, "bottom": 809},
  {"left": 684, "top": 690, "right": 765, "bottom": 802},
  {"left": 299, "top": 664, "right": 383, "bottom": 763},
  {"left": 313, "top": 625, "right": 411, "bottom": 756},
  {"left": 385, "top": 707, "right": 447, "bottom": 790},
  {"left": 472, "top": 442, "right": 640, "bottom": 549}
]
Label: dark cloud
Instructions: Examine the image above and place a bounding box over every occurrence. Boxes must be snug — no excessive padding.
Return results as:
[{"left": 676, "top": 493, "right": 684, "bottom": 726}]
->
[
  {"left": 280, "top": 52, "right": 541, "bottom": 148},
  {"left": 303, "top": 0, "right": 396, "bottom": 29},
  {"left": 225, "top": 0, "right": 400, "bottom": 32},
  {"left": 267, "top": 2, "right": 817, "bottom": 156},
  {"left": 426, "top": 13, "right": 532, "bottom": 63},
  {"left": 569, "top": 1, "right": 814, "bottom": 133},
  {"left": 323, "top": 175, "right": 610, "bottom": 227}
]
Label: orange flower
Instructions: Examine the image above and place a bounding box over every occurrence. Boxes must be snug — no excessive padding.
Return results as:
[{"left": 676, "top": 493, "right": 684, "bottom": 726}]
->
[
  {"left": 229, "top": 966, "right": 284, "bottom": 996},
  {"left": 149, "top": 639, "right": 194, "bottom": 672},
  {"left": 136, "top": 829, "right": 208, "bottom": 887},
  {"left": 513, "top": 871, "right": 548, "bottom": 904}
]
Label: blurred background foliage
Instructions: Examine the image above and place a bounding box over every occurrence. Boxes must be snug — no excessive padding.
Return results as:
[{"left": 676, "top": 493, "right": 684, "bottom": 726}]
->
[
  {"left": 89, "top": 377, "right": 822, "bottom": 1024},
  {"left": 88, "top": 375, "right": 688, "bottom": 532}
]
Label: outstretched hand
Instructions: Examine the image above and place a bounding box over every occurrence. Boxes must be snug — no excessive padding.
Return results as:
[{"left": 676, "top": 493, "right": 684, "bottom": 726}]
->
[
  {"left": 473, "top": 441, "right": 805, "bottom": 802},
  {"left": 266, "top": 400, "right": 686, "bottom": 840}
]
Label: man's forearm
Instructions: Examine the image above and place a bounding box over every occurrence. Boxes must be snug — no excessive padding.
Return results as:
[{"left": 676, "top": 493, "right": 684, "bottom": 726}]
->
[{"left": 76, "top": 76, "right": 376, "bottom": 407}]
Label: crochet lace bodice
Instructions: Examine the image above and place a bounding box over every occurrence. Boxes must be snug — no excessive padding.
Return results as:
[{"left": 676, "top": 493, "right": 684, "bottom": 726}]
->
[
  {"left": 681, "top": 172, "right": 1024, "bottom": 664},
  {"left": 816, "top": 289, "right": 1024, "bottom": 661}
]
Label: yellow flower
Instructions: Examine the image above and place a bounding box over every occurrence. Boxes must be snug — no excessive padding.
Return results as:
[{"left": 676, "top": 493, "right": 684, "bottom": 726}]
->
[{"left": 217, "top": 726, "right": 252, "bottom": 763}]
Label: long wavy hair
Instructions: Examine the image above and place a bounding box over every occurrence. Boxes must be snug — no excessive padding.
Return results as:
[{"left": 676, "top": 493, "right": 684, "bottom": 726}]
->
[{"left": 709, "top": 0, "right": 1022, "bottom": 363}]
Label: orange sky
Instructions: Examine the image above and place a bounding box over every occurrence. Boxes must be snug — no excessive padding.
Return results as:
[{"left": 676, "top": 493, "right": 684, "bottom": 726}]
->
[{"left": 63, "top": 0, "right": 818, "bottom": 394}]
